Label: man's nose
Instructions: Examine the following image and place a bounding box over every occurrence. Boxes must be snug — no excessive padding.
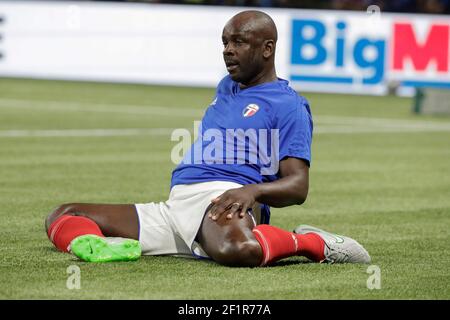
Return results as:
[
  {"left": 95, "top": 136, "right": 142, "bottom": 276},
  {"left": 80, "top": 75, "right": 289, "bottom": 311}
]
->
[{"left": 223, "top": 43, "right": 234, "bottom": 56}]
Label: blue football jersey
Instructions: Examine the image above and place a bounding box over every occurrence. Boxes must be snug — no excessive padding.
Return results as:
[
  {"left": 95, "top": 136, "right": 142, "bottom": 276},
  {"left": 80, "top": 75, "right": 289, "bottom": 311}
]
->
[{"left": 170, "top": 76, "right": 313, "bottom": 223}]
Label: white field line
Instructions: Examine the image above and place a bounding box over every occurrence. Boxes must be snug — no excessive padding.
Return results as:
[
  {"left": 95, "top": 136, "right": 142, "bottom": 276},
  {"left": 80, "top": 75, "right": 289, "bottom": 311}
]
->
[
  {"left": 314, "top": 125, "right": 450, "bottom": 133},
  {"left": 0, "top": 98, "right": 203, "bottom": 117},
  {"left": 1, "top": 98, "right": 450, "bottom": 137},
  {"left": 316, "top": 116, "right": 450, "bottom": 131},
  {"left": 0, "top": 128, "right": 175, "bottom": 137},
  {"left": 1, "top": 124, "right": 450, "bottom": 138}
]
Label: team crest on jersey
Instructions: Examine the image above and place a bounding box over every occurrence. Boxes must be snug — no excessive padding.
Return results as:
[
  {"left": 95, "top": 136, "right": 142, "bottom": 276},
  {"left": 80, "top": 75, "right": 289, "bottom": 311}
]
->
[{"left": 242, "top": 104, "right": 259, "bottom": 117}]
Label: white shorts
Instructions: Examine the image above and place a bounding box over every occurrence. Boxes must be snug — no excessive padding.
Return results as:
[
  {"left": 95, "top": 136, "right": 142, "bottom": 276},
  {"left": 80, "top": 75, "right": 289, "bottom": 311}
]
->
[{"left": 135, "top": 181, "right": 245, "bottom": 258}]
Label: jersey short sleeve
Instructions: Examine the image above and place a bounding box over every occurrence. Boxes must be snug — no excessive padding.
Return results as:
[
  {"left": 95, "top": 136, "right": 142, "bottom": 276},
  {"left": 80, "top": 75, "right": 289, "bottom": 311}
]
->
[{"left": 276, "top": 96, "right": 313, "bottom": 166}]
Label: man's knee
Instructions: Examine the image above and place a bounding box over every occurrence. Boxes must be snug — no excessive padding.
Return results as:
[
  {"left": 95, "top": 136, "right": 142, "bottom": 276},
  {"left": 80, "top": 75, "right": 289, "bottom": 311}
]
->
[
  {"left": 212, "top": 239, "right": 262, "bottom": 267},
  {"left": 45, "top": 203, "right": 80, "bottom": 232}
]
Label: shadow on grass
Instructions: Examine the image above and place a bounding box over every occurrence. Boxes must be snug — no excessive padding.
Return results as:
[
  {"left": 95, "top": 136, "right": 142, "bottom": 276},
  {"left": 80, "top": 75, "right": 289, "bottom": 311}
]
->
[{"left": 269, "top": 258, "right": 315, "bottom": 268}]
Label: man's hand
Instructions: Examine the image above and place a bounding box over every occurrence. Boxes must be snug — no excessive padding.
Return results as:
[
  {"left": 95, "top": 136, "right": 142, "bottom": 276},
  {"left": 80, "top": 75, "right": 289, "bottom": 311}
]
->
[
  {"left": 208, "top": 184, "right": 259, "bottom": 220},
  {"left": 208, "top": 158, "right": 309, "bottom": 221}
]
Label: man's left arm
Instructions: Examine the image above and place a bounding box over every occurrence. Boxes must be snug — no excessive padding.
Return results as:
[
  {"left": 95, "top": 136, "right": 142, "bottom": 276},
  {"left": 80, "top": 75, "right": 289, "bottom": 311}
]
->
[{"left": 209, "top": 157, "right": 309, "bottom": 220}]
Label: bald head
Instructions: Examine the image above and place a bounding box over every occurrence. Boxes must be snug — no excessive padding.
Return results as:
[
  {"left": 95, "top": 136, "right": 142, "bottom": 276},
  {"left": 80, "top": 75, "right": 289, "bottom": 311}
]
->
[
  {"left": 225, "top": 10, "right": 278, "bottom": 44},
  {"left": 222, "top": 10, "right": 278, "bottom": 87}
]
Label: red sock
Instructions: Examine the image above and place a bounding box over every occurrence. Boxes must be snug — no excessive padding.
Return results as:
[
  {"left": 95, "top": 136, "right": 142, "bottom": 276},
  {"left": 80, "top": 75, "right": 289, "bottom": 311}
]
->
[
  {"left": 47, "top": 215, "right": 104, "bottom": 252},
  {"left": 252, "top": 224, "right": 325, "bottom": 266}
]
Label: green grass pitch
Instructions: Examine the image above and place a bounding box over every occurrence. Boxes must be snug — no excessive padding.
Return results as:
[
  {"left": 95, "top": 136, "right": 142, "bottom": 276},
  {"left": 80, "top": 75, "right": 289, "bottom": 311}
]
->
[{"left": 0, "top": 77, "right": 449, "bottom": 299}]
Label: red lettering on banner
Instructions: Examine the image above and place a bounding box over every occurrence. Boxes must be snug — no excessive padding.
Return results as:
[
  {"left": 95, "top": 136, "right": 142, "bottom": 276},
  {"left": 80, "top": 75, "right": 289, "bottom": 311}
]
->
[{"left": 393, "top": 23, "right": 449, "bottom": 72}]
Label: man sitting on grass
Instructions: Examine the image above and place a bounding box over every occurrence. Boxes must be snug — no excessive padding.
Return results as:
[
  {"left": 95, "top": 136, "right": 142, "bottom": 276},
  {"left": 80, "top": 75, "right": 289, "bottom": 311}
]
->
[{"left": 45, "top": 10, "right": 370, "bottom": 267}]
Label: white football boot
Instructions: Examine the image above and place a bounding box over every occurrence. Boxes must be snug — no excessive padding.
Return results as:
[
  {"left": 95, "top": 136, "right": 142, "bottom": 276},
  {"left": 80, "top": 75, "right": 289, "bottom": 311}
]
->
[{"left": 293, "top": 225, "right": 371, "bottom": 264}]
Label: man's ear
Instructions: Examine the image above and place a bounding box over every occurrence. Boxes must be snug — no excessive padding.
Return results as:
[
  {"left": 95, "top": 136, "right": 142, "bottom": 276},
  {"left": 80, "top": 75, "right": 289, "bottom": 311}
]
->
[{"left": 263, "top": 39, "right": 275, "bottom": 59}]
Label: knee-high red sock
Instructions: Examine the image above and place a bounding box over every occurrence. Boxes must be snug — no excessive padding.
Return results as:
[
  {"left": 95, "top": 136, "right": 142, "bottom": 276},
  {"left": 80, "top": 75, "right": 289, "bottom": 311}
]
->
[
  {"left": 47, "top": 215, "right": 104, "bottom": 252},
  {"left": 252, "top": 224, "right": 325, "bottom": 266}
]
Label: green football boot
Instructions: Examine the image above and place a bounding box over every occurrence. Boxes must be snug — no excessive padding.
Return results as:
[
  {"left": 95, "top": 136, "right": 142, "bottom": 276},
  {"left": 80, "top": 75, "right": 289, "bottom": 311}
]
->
[{"left": 70, "top": 235, "right": 141, "bottom": 262}]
